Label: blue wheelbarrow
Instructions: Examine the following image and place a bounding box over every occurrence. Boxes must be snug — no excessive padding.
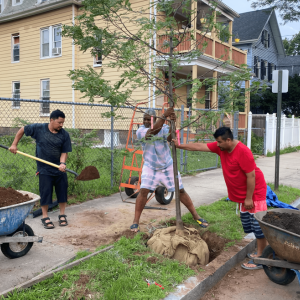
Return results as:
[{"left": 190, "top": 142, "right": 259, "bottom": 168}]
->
[
  {"left": 254, "top": 208, "right": 300, "bottom": 286},
  {"left": 0, "top": 191, "right": 43, "bottom": 259}
]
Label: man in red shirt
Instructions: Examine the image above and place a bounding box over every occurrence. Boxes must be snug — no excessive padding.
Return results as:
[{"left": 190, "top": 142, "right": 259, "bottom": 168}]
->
[{"left": 173, "top": 127, "right": 267, "bottom": 270}]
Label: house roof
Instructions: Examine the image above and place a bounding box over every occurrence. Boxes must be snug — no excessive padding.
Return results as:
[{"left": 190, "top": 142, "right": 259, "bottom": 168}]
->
[
  {"left": 0, "top": 0, "right": 81, "bottom": 23},
  {"left": 278, "top": 56, "right": 300, "bottom": 66},
  {"left": 232, "top": 8, "right": 273, "bottom": 41},
  {"left": 232, "top": 8, "right": 285, "bottom": 56}
]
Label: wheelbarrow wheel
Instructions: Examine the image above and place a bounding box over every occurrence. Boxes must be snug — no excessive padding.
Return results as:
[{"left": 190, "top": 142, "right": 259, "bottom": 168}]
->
[
  {"left": 261, "top": 245, "right": 296, "bottom": 285},
  {"left": 155, "top": 187, "right": 174, "bottom": 205},
  {"left": 125, "top": 176, "right": 140, "bottom": 198},
  {"left": 1, "top": 224, "right": 34, "bottom": 259}
]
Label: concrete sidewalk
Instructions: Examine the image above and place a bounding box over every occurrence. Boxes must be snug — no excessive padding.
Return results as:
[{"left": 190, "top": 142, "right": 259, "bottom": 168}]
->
[{"left": 0, "top": 151, "right": 299, "bottom": 294}]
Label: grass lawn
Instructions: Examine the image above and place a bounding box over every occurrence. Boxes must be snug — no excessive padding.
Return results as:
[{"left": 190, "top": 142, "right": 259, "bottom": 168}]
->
[
  {"left": 4, "top": 184, "right": 300, "bottom": 300},
  {"left": 267, "top": 146, "right": 300, "bottom": 157}
]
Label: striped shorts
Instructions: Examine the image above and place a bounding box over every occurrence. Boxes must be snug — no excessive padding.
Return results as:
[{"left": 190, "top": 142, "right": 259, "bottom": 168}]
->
[
  {"left": 140, "top": 164, "right": 184, "bottom": 192},
  {"left": 240, "top": 200, "right": 267, "bottom": 239}
]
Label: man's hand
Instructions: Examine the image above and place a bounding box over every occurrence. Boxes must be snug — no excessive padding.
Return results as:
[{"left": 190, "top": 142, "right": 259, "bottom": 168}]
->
[
  {"left": 163, "top": 107, "right": 174, "bottom": 118},
  {"left": 9, "top": 144, "right": 18, "bottom": 154},
  {"left": 59, "top": 164, "right": 67, "bottom": 172},
  {"left": 244, "top": 198, "right": 254, "bottom": 210},
  {"left": 172, "top": 139, "right": 179, "bottom": 147},
  {"left": 169, "top": 113, "right": 176, "bottom": 122}
]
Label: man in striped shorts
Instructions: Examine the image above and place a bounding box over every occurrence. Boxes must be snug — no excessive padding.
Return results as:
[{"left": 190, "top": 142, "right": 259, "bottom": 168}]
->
[
  {"left": 130, "top": 107, "right": 208, "bottom": 233},
  {"left": 174, "top": 127, "right": 268, "bottom": 270}
]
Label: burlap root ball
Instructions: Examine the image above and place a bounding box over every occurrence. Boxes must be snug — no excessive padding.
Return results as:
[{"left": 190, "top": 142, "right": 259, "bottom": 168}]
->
[{"left": 147, "top": 226, "right": 209, "bottom": 266}]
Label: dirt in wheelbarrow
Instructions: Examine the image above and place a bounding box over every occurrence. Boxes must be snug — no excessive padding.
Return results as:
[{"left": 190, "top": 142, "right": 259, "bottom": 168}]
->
[
  {"left": 262, "top": 211, "right": 300, "bottom": 235},
  {"left": 0, "top": 187, "right": 32, "bottom": 208}
]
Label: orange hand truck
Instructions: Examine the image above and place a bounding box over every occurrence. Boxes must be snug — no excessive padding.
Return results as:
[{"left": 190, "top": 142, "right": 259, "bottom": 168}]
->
[{"left": 119, "top": 102, "right": 173, "bottom": 209}]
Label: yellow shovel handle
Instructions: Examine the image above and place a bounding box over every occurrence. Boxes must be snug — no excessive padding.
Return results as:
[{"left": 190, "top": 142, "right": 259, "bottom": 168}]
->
[{"left": 16, "top": 150, "right": 60, "bottom": 169}]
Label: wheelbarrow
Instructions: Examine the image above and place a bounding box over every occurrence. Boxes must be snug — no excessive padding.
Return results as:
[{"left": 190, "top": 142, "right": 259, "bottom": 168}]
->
[
  {"left": 253, "top": 208, "right": 300, "bottom": 286},
  {"left": 0, "top": 191, "right": 43, "bottom": 259}
]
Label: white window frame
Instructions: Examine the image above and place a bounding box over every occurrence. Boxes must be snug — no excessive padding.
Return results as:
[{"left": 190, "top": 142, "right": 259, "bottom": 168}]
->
[
  {"left": 0, "top": 0, "right": 3, "bottom": 14},
  {"left": 12, "top": 81, "right": 20, "bottom": 109},
  {"left": 257, "top": 60, "right": 261, "bottom": 79},
  {"left": 40, "top": 25, "right": 62, "bottom": 59},
  {"left": 93, "top": 51, "right": 102, "bottom": 67},
  {"left": 12, "top": 0, "right": 22, "bottom": 6},
  {"left": 205, "top": 88, "right": 211, "bottom": 109},
  {"left": 40, "top": 79, "right": 50, "bottom": 116},
  {"left": 12, "top": 33, "right": 20, "bottom": 63},
  {"left": 263, "top": 29, "right": 269, "bottom": 48}
]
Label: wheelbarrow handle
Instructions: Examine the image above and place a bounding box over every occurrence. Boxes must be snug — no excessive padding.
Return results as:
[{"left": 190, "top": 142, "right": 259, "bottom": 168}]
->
[{"left": 0, "top": 144, "right": 79, "bottom": 177}]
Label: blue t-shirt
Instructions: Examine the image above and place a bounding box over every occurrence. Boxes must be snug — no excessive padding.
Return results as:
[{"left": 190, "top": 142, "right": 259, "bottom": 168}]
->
[
  {"left": 24, "top": 123, "right": 72, "bottom": 176},
  {"left": 136, "top": 124, "right": 172, "bottom": 170}
]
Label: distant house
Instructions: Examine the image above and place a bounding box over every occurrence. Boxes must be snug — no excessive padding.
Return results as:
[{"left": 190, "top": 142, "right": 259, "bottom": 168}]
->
[
  {"left": 232, "top": 8, "right": 285, "bottom": 85},
  {"left": 278, "top": 56, "right": 300, "bottom": 76}
]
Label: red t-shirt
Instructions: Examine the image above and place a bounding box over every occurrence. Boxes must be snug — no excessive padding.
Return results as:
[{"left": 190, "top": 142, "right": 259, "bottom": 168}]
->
[{"left": 207, "top": 141, "right": 266, "bottom": 203}]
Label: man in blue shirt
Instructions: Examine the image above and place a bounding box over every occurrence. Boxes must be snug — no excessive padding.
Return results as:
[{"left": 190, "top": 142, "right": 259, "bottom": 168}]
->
[
  {"left": 9, "top": 110, "right": 72, "bottom": 229},
  {"left": 130, "top": 107, "right": 208, "bottom": 232}
]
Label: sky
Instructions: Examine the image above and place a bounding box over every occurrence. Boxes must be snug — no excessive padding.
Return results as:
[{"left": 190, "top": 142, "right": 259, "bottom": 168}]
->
[{"left": 223, "top": 0, "right": 300, "bottom": 40}]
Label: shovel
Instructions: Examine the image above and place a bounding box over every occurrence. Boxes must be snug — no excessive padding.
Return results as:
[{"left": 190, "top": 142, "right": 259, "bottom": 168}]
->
[{"left": 0, "top": 144, "right": 100, "bottom": 181}]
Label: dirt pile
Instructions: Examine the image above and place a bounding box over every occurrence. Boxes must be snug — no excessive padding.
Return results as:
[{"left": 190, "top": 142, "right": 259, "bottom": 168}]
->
[
  {"left": 0, "top": 187, "right": 32, "bottom": 208},
  {"left": 76, "top": 166, "right": 100, "bottom": 181},
  {"left": 262, "top": 211, "right": 300, "bottom": 235}
]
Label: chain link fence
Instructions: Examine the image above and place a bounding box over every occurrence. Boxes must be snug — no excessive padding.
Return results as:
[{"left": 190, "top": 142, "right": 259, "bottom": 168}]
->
[{"left": 0, "top": 97, "right": 236, "bottom": 200}]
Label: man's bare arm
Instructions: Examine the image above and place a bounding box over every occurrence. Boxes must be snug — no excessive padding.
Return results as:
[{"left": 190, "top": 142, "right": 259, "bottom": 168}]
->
[
  {"left": 9, "top": 127, "right": 25, "bottom": 154},
  {"left": 172, "top": 138, "right": 211, "bottom": 152},
  {"left": 244, "top": 170, "right": 255, "bottom": 210},
  {"left": 145, "top": 107, "right": 174, "bottom": 140}
]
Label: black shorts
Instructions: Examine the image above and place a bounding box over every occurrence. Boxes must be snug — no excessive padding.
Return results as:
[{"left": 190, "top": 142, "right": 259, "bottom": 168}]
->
[{"left": 39, "top": 173, "right": 68, "bottom": 206}]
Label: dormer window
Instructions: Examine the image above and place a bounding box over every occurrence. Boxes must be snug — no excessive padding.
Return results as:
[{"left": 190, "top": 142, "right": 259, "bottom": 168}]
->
[
  {"left": 12, "top": 0, "right": 22, "bottom": 6},
  {"left": 261, "top": 29, "right": 270, "bottom": 49}
]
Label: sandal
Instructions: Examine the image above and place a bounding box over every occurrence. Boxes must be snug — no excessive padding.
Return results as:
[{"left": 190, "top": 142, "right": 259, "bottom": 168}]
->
[
  {"left": 41, "top": 217, "right": 55, "bottom": 229},
  {"left": 130, "top": 223, "right": 140, "bottom": 233},
  {"left": 247, "top": 252, "right": 258, "bottom": 259},
  {"left": 58, "top": 214, "right": 68, "bottom": 226},
  {"left": 241, "top": 260, "right": 263, "bottom": 270},
  {"left": 196, "top": 218, "right": 209, "bottom": 228}
]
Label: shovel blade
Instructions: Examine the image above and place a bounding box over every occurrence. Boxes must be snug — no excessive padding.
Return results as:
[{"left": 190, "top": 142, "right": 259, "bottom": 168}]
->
[{"left": 75, "top": 166, "right": 100, "bottom": 181}]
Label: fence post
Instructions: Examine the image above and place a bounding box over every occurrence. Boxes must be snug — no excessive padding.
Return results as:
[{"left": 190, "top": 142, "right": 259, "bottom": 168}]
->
[
  {"left": 247, "top": 111, "right": 252, "bottom": 149},
  {"left": 111, "top": 105, "right": 114, "bottom": 188},
  {"left": 180, "top": 105, "right": 184, "bottom": 172},
  {"left": 272, "top": 113, "right": 276, "bottom": 152},
  {"left": 184, "top": 107, "right": 191, "bottom": 173},
  {"left": 299, "top": 119, "right": 300, "bottom": 146},
  {"left": 233, "top": 111, "right": 239, "bottom": 139},
  {"left": 291, "top": 115, "right": 295, "bottom": 147},
  {"left": 281, "top": 114, "right": 286, "bottom": 149},
  {"left": 264, "top": 113, "right": 269, "bottom": 155}
]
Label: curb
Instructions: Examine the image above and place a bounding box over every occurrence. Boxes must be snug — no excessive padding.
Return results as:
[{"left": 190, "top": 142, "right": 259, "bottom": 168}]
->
[{"left": 164, "top": 239, "right": 256, "bottom": 300}]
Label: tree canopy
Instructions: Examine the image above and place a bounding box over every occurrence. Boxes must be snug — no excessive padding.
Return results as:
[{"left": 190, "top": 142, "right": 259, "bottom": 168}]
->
[
  {"left": 251, "top": 0, "right": 300, "bottom": 23},
  {"left": 283, "top": 32, "right": 300, "bottom": 56}
]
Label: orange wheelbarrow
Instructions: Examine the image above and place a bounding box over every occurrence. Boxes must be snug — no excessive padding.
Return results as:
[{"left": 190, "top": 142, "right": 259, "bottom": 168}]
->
[{"left": 119, "top": 102, "right": 173, "bottom": 209}]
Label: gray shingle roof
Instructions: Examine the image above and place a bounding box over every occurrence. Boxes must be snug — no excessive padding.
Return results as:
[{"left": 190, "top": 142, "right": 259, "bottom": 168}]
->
[
  {"left": 1, "top": 0, "right": 37, "bottom": 17},
  {"left": 278, "top": 56, "right": 300, "bottom": 66},
  {"left": 232, "top": 8, "right": 273, "bottom": 41}
]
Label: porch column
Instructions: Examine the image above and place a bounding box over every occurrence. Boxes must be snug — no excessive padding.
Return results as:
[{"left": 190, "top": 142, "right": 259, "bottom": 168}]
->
[
  {"left": 211, "top": 11, "right": 217, "bottom": 59},
  {"left": 245, "top": 80, "right": 250, "bottom": 129},
  {"left": 211, "top": 71, "right": 218, "bottom": 109},
  {"left": 192, "top": 65, "right": 198, "bottom": 107},
  {"left": 228, "top": 21, "right": 233, "bottom": 60},
  {"left": 191, "top": 0, "right": 197, "bottom": 50}
]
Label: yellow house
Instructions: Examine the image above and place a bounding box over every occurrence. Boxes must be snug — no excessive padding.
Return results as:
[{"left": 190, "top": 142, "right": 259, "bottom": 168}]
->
[{"left": 0, "top": 0, "right": 249, "bottom": 131}]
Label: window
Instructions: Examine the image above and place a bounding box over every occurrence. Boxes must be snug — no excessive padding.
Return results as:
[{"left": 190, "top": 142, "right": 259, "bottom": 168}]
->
[
  {"left": 205, "top": 87, "right": 210, "bottom": 109},
  {"left": 12, "top": 34, "right": 20, "bottom": 62},
  {"left": 12, "top": 0, "right": 22, "bottom": 6},
  {"left": 40, "top": 79, "right": 50, "bottom": 115},
  {"left": 93, "top": 35, "right": 102, "bottom": 67},
  {"left": 254, "top": 56, "right": 261, "bottom": 79},
  {"left": 12, "top": 81, "right": 20, "bottom": 108},
  {"left": 40, "top": 25, "right": 62, "bottom": 58},
  {"left": 261, "top": 29, "right": 270, "bottom": 48},
  {"left": 0, "top": 0, "right": 3, "bottom": 14}
]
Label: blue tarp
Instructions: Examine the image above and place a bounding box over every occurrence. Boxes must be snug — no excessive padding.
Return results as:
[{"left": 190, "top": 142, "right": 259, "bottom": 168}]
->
[
  {"left": 266, "top": 185, "right": 299, "bottom": 210},
  {"left": 225, "top": 185, "right": 299, "bottom": 210}
]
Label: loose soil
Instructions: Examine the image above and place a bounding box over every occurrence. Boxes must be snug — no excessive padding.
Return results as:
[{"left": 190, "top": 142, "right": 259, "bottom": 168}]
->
[
  {"left": 0, "top": 187, "right": 32, "bottom": 208},
  {"left": 262, "top": 211, "right": 300, "bottom": 235},
  {"left": 76, "top": 166, "right": 100, "bottom": 181}
]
